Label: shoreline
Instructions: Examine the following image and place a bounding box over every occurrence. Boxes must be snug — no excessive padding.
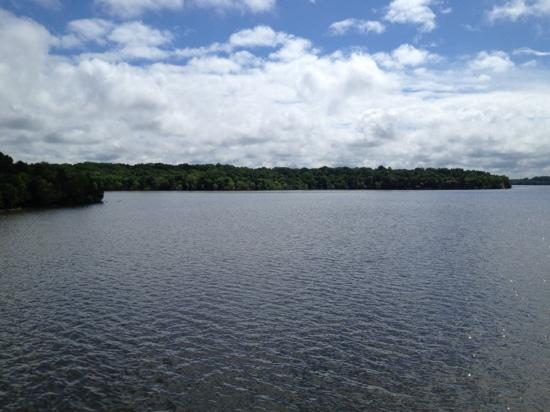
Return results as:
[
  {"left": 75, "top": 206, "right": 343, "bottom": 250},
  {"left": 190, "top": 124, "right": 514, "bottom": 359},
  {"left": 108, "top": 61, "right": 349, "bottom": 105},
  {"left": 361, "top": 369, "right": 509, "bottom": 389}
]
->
[{"left": 0, "top": 201, "right": 103, "bottom": 214}]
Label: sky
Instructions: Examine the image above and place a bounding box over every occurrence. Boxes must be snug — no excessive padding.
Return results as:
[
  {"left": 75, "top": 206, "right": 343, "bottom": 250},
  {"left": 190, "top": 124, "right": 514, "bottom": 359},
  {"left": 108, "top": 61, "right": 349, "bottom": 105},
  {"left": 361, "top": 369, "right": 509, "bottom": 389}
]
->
[{"left": 0, "top": 1, "right": 549, "bottom": 176}]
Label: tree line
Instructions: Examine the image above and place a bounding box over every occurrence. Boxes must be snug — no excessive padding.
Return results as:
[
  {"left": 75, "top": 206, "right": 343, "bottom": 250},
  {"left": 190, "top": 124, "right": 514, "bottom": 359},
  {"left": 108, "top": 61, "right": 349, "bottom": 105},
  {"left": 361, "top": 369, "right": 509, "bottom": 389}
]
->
[
  {"left": 72, "top": 162, "right": 511, "bottom": 191},
  {"left": 1, "top": 152, "right": 512, "bottom": 210},
  {"left": 511, "top": 177, "right": 550, "bottom": 185},
  {"left": 0, "top": 152, "right": 103, "bottom": 210}
]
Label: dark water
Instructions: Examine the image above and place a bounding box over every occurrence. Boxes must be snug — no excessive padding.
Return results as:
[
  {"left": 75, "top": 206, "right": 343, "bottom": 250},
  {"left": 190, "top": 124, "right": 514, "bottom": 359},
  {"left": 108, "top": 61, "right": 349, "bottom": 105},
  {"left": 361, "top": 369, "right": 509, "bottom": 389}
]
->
[{"left": 1, "top": 188, "right": 549, "bottom": 411}]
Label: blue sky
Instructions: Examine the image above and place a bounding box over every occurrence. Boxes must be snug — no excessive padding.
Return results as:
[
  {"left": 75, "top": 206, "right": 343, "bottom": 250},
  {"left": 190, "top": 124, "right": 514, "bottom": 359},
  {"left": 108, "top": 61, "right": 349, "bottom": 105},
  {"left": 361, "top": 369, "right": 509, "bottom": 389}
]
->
[
  {"left": 1, "top": 0, "right": 550, "bottom": 176},
  {"left": 5, "top": 0, "right": 550, "bottom": 59}
]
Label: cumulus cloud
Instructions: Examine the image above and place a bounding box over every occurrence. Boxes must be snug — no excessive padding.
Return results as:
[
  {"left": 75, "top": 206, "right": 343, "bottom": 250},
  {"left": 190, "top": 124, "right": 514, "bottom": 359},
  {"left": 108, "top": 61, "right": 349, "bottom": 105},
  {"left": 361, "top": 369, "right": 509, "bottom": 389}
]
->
[
  {"left": 385, "top": 0, "right": 437, "bottom": 32},
  {"left": 229, "top": 25, "right": 287, "bottom": 48},
  {"left": 488, "top": 0, "right": 550, "bottom": 22},
  {"left": 109, "top": 21, "right": 172, "bottom": 47},
  {"left": 95, "top": 0, "right": 275, "bottom": 17},
  {"left": 374, "top": 44, "right": 438, "bottom": 69},
  {"left": 173, "top": 26, "right": 312, "bottom": 61},
  {"left": 1, "top": 9, "right": 550, "bottom": 176},
  {"left": 66, "top": 19, "right": 114, "bottom": 44},
  {"left": 469, "top": 51, "right": 515, "bottom": 73},
  {"left": 61, "top": 19, "right": 174, "bottom": 60},
  {"left": 329, "top": 19, "right": 386, "bottom": 36}
]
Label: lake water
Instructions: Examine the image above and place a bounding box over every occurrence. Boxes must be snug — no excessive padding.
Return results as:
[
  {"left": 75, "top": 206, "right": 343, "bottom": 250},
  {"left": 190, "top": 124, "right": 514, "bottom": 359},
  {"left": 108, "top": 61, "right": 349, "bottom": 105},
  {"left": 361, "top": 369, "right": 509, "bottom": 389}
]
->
[{"left": 1, "top": 188, "right": 549, "bottom": 411}]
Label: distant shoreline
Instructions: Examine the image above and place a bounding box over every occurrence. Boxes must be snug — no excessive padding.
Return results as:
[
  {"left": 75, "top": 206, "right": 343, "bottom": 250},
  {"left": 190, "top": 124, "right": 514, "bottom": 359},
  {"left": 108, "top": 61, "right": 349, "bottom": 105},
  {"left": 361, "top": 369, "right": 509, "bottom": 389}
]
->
[
  {"left": 1, "top": 152, "right": 514, "bottom": 210},
  {"left": 100, "top": 187, "right": 512, "bottom": 192},
  {"left": 511, "top": 178, "right": 550, "bottom": 186},
  {"left": 72, "top": 163, "right": 512, "bottom": 192},
  {"left": 0, "top": 207, "right": 23, "bottom": 214}
]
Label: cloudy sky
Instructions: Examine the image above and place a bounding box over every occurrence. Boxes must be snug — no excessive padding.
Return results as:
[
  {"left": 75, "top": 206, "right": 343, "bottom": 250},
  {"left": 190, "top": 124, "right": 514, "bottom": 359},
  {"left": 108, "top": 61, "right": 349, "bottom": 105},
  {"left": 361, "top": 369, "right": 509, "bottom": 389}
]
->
[{"left": 1, "top": 0, "right": 549, "bottom": 176}]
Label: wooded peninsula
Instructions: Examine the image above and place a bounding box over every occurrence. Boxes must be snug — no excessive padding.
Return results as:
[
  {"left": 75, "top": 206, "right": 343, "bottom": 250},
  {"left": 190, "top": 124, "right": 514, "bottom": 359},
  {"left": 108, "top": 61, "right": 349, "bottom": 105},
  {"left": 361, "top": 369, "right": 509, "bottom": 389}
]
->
[
  {"left": 1, "top": 152, "right": 512, "bottom": 210},
  {"left": 0, "top": 152, "right": 103, "bottom": 210}
]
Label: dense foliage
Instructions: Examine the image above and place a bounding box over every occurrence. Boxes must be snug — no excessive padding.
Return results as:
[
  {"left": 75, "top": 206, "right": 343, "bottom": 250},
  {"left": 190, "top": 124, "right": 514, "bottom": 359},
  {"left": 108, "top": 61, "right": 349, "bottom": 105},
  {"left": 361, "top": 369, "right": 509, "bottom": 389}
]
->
[
  {"left": 72, "top": 162, "right": 511, "bottom": 191},
  {"left": 0, "top": 152, "right": 103, "bottom": 210},
  {"left": 511, "top": 177, "right": 550, "bottom": 185},
  {"left": 1, "top": 152, "right": 511, "bottom": 210}
]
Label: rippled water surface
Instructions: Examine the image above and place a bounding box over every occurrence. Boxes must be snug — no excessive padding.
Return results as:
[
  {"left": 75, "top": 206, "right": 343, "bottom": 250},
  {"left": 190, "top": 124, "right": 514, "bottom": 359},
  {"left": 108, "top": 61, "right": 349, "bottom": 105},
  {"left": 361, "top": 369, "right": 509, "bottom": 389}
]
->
[{"left": 1, "top": 189, "right": 550, "bottom": 411}]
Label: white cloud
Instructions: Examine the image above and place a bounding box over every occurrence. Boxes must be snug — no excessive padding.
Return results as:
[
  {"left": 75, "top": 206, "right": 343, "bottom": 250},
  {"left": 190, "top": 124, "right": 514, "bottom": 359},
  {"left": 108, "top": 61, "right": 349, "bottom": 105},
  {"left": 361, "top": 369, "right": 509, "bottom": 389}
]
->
[
  {"left": 469, "top": 51, "right": 515, "bottom": 73},
  {"left": 488, "top": 0, "right": 550, "bottom": 22},
  {"left": 192, "top": 0, "right": 275, "bottom": 13},
  {"left": 268, "top": 37, "right": 314, "bottom": 61},
  {"left": 108, "top": 21, "right": 173, "bottom": 47},
  {"left": 374, "top": 44, "right": 438, "bottom": 69},
  {"left": 67, "top": 19, "right": 114, "bottom": 44},
  {"left": 391, "top": 44, "right": 433, "bottom": 66},
  {"left": 173, "top": 26, "right": 310, "bottom": 60},
  {"left": 95, "top": 0, "right": 275, "bottom": 17},
  {"left": 229, "top": 25, "right": 286, "bottom": 48},
  {"left": 2, "top": 10, "right": 550, "bottom": 176},
  {"left": 513, "top": 47, "right": 550, "bottom": 57},
  {"left": 329, "top": 19, "right": 386, "bottom": 36},
  {"left": 95, "top": 0, "right": 185, "bottom": 18},
  {"left": 61, "top": 19, "right": 174, "bottom": 60},
  {"left": 385, "top": 0, "right": 437, "bottom": 32}
]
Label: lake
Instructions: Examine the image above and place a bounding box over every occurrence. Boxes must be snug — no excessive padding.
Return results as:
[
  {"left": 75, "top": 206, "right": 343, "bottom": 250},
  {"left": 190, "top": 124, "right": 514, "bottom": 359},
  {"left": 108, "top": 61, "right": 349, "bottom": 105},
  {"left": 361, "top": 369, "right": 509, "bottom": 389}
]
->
[{"left": 1, "top": 188, "right": 549, "bottom": 411}]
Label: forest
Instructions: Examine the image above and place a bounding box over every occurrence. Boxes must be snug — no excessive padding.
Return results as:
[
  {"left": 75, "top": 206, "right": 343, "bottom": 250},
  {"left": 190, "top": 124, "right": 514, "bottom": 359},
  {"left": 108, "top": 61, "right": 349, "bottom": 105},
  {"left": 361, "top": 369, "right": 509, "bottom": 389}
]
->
[
  {"left": 1, "top": 152, "right": 513, "bottom": 209},
  {"left": 72, "top": 162, "right": 511, "bottom": 191},
  {"left": 511, "top": 177, "right": 550, "bottom": 185},
  {"left": 0, "top": 152, "right": 103, "bottom": 210}
]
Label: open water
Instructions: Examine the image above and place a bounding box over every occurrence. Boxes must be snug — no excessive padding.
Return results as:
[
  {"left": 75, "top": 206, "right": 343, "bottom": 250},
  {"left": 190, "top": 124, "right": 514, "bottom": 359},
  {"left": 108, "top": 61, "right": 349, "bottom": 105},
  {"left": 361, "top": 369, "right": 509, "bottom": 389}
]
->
[{"left": 1, "top": 188, "right": 549, "bottom": 411}]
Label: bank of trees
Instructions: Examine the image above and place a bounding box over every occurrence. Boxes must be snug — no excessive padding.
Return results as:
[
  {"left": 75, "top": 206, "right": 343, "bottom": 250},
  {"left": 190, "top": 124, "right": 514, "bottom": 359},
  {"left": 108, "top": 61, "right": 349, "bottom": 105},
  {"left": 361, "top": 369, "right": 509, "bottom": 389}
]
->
[
  {"left": 511, "top": 177, "right": 550, "bottom": 185},
  {"left": 0, "top": 152, "right": 103, "bottom": 210},
  {"left": 1, "top": 152, "right": 512, "bottom": 210},
  {"left": 72, "top": 162, "right": 511, "bottom": 191}
]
